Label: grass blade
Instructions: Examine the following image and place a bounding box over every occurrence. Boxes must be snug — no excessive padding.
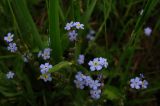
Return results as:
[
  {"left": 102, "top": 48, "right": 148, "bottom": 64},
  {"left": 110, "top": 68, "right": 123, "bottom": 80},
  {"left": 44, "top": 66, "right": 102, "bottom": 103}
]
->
[
  {"left": 49, "top": 0, "right": 62, "bottom": 63},
  {"left": 10, "top": 0, "right": 43, "bottom": 49}
]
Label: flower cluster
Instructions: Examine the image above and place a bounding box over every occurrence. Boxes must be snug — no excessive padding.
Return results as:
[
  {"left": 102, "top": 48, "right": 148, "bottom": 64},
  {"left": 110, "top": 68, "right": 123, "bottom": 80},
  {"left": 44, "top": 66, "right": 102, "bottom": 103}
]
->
[
  {"left": 88, "top": 57, "right": 108, "bottom": 71},
  {"left": 130, "top": 74, "right": 148, "bottom": 89},
  {"left": 6, "top": 71, "right": 15, "bottom": 79},
  {"left": 39, "top": 63, "right": 52, "bottom": 82},
  {"left": 86, "top": 29, "right": 95, "bottom": 41},
  {"left": 64, "top": 21, "right": 84, "bottom": 41},
  {"left": 74, "top": 72, "right": 102, "bottom": 99},
  {"left": 4, "top": 32, "right": 18, "bottom": 52},
  {"left": 77, "top": 54, "right": 85, "bottom": 65},
  {"left": 64, "top": 21, "right": 84, "bottom": 31},
  {"left": 38, "top": 48, "right": 52, "bottom": 60}
]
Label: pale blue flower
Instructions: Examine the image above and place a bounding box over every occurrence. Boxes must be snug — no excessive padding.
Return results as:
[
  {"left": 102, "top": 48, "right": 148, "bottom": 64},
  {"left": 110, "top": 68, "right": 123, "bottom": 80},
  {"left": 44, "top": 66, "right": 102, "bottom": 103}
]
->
[
  {"left": 4, "top": 32, "right": 14, "bottom": 43},
  {"left": 38, "top": 48, "right": 52, "bottom": 60},
  {"left": 89, "top": 80, "right": 101, "bottom": 90},
  {"left": 84, "top": 76, "right": 93, "bottom": 86},
  {"left": 40, "top": 63, "right": 52, "bottom": 74},
  {"left": 68, "top": 30, "right": 78, "bottom": 41},
  {"left": 74, "top": 79, "right": 85, "bottom": 89},
  {"left": 6, "top": 71, "right": 15, "bottom": 79},
  {"left": 86, "top": 30, "right": 95, "bottom": 41},
  {"left": 40, "top": 73, "right": 52, "bottom": 82},
  {"left": 88, "top": 58, "right": 102, "bottom": 71},
  {"left": 90, "top": 89, "right": 101, "bottom": 100},
  {"left": 144, "top": 27, "right": 152, "bottom": 36},
  {"left": 75, "top": 71, "right": 86, "bottom": 81},
  {"left": 7, "top": 42, "right": 18, "bottom": 52},
  {"left": 41, "top": 48, "right": 52, "bottom": 60},
  {"left": 99, "top": 57, "right": 108, "bottom": 68},
  {"left": 64, "top": 21, "right": 74, "bottom": 30},
  {"left": 73, "top": 22, "right": 84, "bottom": 29},
  {"left": 77, "top": 54, "right": 85, "bottom": 64},
  {"left": 130, "top": 77, "right": 142, "bottom": 89},
  {"left": 141, "top": 80, "right": 148, "bottom": 89}
]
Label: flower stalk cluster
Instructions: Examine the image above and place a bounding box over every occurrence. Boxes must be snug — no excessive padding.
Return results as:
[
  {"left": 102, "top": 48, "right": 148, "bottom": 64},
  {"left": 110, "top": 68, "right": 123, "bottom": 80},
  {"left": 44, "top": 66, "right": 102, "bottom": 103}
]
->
[
  {"left": 39, "top": 63, "right": 53, "bottom": 82},
  {"left": 4, "top": 32, "right": 18, "bottom": 52},
  {"left": 64, "top": 21, "right": 84, "bottom": 41},
  {"left": 74, "top": 72, "right": 102, "bottom": 99}
]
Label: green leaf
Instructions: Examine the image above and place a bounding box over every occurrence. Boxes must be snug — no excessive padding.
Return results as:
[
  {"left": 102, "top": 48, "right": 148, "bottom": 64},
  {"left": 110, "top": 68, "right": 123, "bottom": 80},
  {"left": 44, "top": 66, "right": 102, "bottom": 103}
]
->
[
  {"left": 9, "top": 0, "right": 43, "bottom": 49},
  {"left": 103, "top": 85, "right": 121, "bottom": 100},
  {"left": 49, "top": 61, "right": 72, "bottom": 73},
  {"left": 81, "top": 0, "right": 97, "bottom": 24},
  {"left": 0, "top": 55, "right": 17, "bottom": 60}
]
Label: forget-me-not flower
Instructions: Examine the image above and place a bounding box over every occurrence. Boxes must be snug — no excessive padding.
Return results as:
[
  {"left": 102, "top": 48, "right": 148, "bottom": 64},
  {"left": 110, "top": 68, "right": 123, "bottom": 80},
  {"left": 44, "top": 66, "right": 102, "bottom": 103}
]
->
[
  {"left": 99, "top": 57, "right": 108, "bottom": 68},
  {"left": 68, "top": 30, "right": 78, "bottom": 41},
  {"left": 84, "top": 75, "right": 93, "bottom": 86},
  {"left": 41, "top": 48, "right": 52, "bottom": 60},
  {"left": 4, "top": 32, "right": 14, "bottom": 43},
  {"left": 38, "top": 48, "right": 52, "bottom": 60},
  {"left": 89, "top": 80, "right": 101, "bottom": 90},
  {"left": 6, "top": 71, "right": 15, "bottom": 79},
  {"left": 73, "top": 22, "right": 84, "bottom": 29},
  {"left": 40, "top": 73, "right": 52, "bottom": 82},
  {"left": 141, "top": 80, "right": 148, "bottom": 89},
  {"left": 130, "top": 77, "right": 142, "bottom": 89},
  {"left": 90, "top": 89, "right": 101, "bottom": 100},
  {"left": 74, "top": 79, "right": 85, "bottom": 89},
  {"left": 88, "top": 58, "right": 103, "bottom": 71},
  {"left": 77, "top": 54, "right": 85, "bottom": 64},
  {"left": 64, "top": 21, "right": 74, "bottom": 30},
  {"left": 7, "top": 42, "right": 18, "bottom": 52},
  {"left": 40, "top": 63, "right": 52, "bottom": 74},
  {"left": 144, "top": 27, "right": 152, "bottom": 36}
]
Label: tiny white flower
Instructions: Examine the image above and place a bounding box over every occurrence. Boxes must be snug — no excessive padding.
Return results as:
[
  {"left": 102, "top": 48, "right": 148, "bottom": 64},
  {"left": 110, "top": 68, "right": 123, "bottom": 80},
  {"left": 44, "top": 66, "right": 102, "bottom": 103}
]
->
[
  {"left": 4, "top": 32, "right": 14, "bottom": 43},
  {"left": 140, "top": 9, "right": 144, "bottom": 15},
  {"left": 144, "top": 27, "right": 152, "bottom": 36},
  {"left": 6, "top": 71, "right": 15, "bottom": 79}
]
